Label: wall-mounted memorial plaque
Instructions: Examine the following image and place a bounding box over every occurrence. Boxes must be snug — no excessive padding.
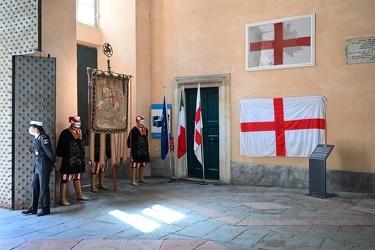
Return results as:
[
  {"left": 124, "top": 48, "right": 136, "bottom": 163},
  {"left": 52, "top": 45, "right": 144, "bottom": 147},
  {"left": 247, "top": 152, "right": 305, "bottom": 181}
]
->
[{"left": 345, "top": 36, "right": 375, "bottom": 64}]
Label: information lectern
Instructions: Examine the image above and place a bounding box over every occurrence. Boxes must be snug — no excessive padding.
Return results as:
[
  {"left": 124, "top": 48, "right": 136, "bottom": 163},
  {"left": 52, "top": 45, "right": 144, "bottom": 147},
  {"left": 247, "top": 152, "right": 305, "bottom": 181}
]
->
[{"left": 308, "top": 144, "right": 335, "bottom": 198}]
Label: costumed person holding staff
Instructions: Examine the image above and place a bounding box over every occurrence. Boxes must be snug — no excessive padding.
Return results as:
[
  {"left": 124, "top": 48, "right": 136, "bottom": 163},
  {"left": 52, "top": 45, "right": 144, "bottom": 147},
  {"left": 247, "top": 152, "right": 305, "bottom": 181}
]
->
[
  {"left": 56, "top": 116, "right": 89, "bottom": 205},
  {"left": 90, "top": 133, "right": 110, "bottom": 192},
  {"left": 22, "top": 121, "right": 55, "bottom": 216},
  {"left": 127, "top": 115, "right": 150, "bottom": 186}
]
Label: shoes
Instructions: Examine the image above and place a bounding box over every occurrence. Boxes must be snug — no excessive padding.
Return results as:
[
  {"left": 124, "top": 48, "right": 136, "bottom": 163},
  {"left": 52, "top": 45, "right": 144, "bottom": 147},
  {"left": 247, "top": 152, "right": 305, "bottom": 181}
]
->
[
  {"left": 37, "top": 210, "right": 50, "bottom": 217},
  {"left": 22, "top": 209, "right": 37, "bottom": 215},
  {"left": 138, "top": 179, "right": 148, "bottom": 184},
  {"left": 76, "top": 196, "right": 90, "bottom": 201}
]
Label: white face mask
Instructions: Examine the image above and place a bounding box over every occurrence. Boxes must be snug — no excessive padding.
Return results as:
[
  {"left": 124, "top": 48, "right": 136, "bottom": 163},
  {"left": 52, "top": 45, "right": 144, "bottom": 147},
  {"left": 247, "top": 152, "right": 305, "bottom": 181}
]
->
[
  {"left": 28, "top": 127, "right": 35, "bottom": 136},
  {"left": 138, "top": 120, "right": 145, "bottom": 125},
  {"left": 72, "top": 122, "right": 81, "bottom": 129}
]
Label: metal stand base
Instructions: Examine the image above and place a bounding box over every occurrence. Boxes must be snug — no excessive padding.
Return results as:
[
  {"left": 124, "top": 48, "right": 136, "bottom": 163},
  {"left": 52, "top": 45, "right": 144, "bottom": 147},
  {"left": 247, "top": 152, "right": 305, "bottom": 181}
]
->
[
  {"left": 168, "top": 178, "right": 210, "bottom": 185},
  {"left": 306, "top": 192, "right": 338, "bottom": 199}
]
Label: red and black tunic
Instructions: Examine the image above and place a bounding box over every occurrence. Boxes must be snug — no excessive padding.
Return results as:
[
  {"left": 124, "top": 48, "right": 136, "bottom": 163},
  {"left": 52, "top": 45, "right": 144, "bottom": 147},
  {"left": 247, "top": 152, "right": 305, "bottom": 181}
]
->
[
  {"left": 56, "top": 127, "right": 86, "bottom": 174},
  {"left": 127, "top": 126, "right": 150, "bottom": 163}
]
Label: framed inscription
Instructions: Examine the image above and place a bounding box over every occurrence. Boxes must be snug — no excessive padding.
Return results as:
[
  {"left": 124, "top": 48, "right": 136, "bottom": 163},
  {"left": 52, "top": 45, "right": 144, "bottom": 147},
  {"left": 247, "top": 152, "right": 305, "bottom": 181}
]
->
[{"left": 346, "top": 36, "right": 375, "bottom": 64}]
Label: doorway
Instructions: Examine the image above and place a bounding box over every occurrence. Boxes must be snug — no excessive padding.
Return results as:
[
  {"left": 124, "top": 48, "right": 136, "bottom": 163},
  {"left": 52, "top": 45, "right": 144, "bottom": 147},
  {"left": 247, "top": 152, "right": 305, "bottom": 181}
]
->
[
  {"left": 77, "top": 45, "right": 97, "bottom": 135},
  {"left": 173, "top": 74, "right": 231, "bottom": 183},
  {"left": 186, "top": 87, "right": 219, "bottom": 179}
]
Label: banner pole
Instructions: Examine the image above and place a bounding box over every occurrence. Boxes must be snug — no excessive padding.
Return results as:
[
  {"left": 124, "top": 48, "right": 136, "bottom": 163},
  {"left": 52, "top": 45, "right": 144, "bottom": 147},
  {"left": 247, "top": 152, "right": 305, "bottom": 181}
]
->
[{"left": 201, "top": 130, "right": 205, "bottom": 182}]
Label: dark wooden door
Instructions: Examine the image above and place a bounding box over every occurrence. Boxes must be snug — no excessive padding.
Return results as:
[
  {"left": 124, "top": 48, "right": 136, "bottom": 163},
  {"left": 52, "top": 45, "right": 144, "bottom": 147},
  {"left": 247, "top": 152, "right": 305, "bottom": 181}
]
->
[
  {"left": 186, "top": 87, "right": 219, "bottom": 180},
  {"left": 77, "top": 45, "right": 97, "bottom": 135}
]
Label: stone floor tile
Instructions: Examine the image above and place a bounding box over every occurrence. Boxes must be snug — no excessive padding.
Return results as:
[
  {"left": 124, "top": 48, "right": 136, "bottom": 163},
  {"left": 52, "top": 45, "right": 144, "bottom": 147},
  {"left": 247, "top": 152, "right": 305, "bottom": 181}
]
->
[
  {"left": 0, "top": 178, "right": 374, "bottom": 250},
  {"left": 14, "top": 239, "right": 80, "bottom": 250}
]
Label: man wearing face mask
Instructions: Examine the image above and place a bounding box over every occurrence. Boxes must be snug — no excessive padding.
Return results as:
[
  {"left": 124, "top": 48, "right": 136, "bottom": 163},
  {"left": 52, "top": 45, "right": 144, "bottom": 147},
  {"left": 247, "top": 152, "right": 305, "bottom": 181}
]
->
[
  {"left": 127, "top": 115, "right": 150, "bottom": 186},
  {"left": 22, "top": 120, "right": 55, "bottom": 216},
  {"left": 56, "top": 116, "right": 89, "bottom": 206}
]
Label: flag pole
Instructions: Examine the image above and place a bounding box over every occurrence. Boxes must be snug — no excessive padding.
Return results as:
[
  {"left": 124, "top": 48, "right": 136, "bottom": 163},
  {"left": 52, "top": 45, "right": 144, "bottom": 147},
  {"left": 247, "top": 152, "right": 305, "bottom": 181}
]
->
[
  {"left": 182, "top": 86, "right": 189, "bottom": 180},
  {"left": 164, "top": 87, "right": 174, "bottom": 182},
  {"left": 199, "top": 83, "right": 206, "bottom": 184},
  {"left": 201, "top": 130, "right": 205, "bottom": 183}
]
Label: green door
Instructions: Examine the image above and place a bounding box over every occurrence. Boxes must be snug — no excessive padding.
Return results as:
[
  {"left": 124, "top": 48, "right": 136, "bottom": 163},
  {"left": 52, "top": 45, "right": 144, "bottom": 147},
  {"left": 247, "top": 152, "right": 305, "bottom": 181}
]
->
[
  {"left": 77, "top": 45, "right": 97, "bottom": 135},
  {"left": 186, "top": 87, "right": 219, "bottom": 180}
]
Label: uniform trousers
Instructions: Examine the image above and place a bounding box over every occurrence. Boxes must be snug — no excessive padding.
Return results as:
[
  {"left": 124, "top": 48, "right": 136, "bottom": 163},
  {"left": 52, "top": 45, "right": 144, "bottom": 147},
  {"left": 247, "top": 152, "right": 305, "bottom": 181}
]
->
[{"left": 29, "top": 172, "right": 51, "bottom": 212}]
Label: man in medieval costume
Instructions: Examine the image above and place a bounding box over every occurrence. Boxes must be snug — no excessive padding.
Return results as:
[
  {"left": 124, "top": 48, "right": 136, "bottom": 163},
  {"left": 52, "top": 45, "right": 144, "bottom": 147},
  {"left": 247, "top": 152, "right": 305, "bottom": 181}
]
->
[
  {"left": 127, "top": 115, "right": 150, "bottom": 186},
  {"left": 90, "top": 133, "right": 111, "bottom": 192},
  {"left": 56, "top": 116, "right": 89, "bottom": 205}
]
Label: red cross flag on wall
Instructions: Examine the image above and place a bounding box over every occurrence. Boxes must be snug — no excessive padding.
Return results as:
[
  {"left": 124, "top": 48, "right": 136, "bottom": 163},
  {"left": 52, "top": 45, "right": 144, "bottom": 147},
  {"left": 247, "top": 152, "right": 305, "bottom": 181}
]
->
[
  {"left": 246, "top": 14, "right": 315, "bottom": 71},
  {"left": 239, "top": 96, "right": 326, "bottom": 157}
]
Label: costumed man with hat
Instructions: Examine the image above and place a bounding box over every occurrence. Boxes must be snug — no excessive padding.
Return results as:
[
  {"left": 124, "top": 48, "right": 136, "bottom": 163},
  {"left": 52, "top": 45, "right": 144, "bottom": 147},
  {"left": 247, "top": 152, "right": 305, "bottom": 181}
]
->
[
  {"left": 22, "top": 120, "right": 55, "bottom": 216},
  {"left": 56, "top": 116, "right": 89, "bottom": 205},
  {"left": 127, "top": 115, "right": 150, "bottom": 186}
]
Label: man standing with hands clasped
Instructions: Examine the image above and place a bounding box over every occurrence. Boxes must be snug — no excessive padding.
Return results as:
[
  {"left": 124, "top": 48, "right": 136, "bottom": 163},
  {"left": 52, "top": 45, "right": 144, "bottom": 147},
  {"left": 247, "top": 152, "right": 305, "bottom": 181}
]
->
[
  {"left": 127, "top": 115, "right": 150, "bottom": 186},
  {"left": 56, "top": 116, "right": 89, "bottom": 206},
  {"left": 22, "top": 120, "right": 55, "bottom": 216}
]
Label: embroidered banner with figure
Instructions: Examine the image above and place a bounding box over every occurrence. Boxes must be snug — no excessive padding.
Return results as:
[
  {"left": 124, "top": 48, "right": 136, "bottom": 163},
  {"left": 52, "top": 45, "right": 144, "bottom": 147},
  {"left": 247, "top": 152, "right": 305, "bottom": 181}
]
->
[
  {"left": 239, "top": 96, "right": 326, "bottom": 157},
  {"left": 91, "top": 70, "right": 129, "bottom": 133}
]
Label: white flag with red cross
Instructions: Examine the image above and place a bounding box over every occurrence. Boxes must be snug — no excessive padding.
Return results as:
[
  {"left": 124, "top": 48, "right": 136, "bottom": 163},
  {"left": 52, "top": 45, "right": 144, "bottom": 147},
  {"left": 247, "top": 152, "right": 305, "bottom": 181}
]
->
[
  {"left": 247, "top": 14, "right": 315, "bottom": 70},
  {"left": 239, "top": 96, "right": 326, "bottom": 157},
  {"left": 194, "top": 84, "right": 203, "bottom": 164}
]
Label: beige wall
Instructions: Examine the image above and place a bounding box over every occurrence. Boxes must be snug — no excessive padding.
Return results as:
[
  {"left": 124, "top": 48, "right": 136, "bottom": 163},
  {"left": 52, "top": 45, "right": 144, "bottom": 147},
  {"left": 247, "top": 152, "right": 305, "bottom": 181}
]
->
[
  {"left": 77, "top": 0, "right": 151, "bottom": 158},
  {"left": 35, "top": 0, "right": 77, "bottom": 138},
  {"left": 149, "top": 0, "right": 375, "bottom": 173},
  {"left": 46, "top": 0, "right": 374, "bottom": 175},
  {"left": 97, "top": 0, "right": 151, "bottom": 130}
]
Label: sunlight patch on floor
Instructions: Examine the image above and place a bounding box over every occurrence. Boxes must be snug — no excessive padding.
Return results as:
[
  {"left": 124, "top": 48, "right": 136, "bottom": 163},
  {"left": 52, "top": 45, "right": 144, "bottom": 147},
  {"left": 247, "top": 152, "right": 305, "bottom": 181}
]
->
[
  {"left": 109, "top": 204, "right": 186, "bottom": 233},
  {"left": 141, "top": 204, "right": 186, "bottom": 224}
]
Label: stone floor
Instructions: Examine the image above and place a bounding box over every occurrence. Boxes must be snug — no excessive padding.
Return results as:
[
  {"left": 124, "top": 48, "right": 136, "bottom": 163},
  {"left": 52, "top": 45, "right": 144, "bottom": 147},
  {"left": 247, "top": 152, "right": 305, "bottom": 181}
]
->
[{"left": 1, "top": 178, "right": 375, "bottom": 249}]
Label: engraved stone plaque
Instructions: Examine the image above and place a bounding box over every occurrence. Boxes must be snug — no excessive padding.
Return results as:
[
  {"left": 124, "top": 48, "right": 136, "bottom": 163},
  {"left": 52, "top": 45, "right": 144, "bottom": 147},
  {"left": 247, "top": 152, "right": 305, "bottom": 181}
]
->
[{"left": 346, "top": 36, "right": 375, "bottom": 64}]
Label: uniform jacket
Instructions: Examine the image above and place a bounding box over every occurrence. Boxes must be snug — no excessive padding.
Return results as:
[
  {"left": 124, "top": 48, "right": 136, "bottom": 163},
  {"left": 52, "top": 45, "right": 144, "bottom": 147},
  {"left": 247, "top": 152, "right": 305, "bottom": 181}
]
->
[
  {"left": 33, "top": 134, "right": 55, "bottom": 174},
  {"left": 56, "top": 127, "right": 86, "bottom": 174}
]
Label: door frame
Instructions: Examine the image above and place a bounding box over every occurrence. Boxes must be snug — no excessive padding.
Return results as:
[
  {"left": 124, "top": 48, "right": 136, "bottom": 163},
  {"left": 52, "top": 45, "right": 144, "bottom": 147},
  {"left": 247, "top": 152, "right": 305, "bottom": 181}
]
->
[{"left": 173, "top": 73, "right": 231, "bottom": 182}]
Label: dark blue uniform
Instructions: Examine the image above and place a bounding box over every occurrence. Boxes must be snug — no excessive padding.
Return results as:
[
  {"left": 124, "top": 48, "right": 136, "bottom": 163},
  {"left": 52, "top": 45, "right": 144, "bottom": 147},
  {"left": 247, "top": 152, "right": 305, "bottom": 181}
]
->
[{"left": 28, "top": 134, "right": 55, "bottom": 214}]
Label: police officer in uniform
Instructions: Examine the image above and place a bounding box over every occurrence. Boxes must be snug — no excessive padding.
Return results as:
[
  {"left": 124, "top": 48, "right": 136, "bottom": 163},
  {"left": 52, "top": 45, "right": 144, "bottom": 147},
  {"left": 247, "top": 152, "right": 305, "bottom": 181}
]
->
[{"left": 22, "top": 120, "right": 55, "bottom": 216}]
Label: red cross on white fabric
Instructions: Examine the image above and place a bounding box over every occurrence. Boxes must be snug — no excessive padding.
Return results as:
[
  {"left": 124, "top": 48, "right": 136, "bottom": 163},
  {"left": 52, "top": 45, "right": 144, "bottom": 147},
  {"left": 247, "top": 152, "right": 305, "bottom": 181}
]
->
[
  {"left": 250, "top": 22, "right": 311, "bottom": 65},
  {"left": 109, "top": 91, "right": 115, "bottom": 106},
  {"left": 240, "top": 98, "right": 325, "bottom": 156}
]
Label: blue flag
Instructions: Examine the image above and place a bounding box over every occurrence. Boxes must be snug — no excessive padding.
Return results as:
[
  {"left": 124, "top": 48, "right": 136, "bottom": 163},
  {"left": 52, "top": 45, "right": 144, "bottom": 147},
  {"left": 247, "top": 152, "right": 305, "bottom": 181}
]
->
[{"left": 161, "top": 93, "right": 169, "bottom": 160}]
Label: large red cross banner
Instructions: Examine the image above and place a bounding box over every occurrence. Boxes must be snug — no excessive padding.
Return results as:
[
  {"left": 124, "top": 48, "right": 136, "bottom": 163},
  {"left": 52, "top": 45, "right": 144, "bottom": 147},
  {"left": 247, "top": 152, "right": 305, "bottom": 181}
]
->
[
  {"left": 239, "top": 96, "right": 326, "bottom": 157},
  {"left": 246, "top": 13, "right": 315, "bottom": 71}
]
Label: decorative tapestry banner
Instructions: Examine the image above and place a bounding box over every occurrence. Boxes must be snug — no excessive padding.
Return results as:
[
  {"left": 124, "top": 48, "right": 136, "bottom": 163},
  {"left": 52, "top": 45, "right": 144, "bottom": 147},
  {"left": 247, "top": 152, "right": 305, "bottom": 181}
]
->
[{"left": 91, "top": 70, "right": 129, "bottom": 133}]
